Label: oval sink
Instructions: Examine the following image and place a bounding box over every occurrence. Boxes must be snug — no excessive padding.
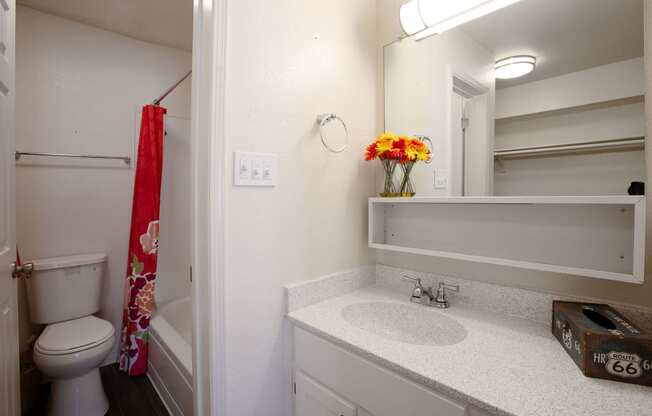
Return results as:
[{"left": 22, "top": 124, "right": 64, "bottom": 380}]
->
[{"left": 341, "top": 301, "right": 467, "bottom": 346}]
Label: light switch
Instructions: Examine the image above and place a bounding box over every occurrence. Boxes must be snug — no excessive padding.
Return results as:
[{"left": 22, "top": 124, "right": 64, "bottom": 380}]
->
[
  {"left": 434, "top": 169, "right": 448, "bottom": 189},
  {"left": 252, "top": 158, "right": 263, "bottom": 180},
  {"left": 239, "top": 156, "right": 251, "bottom": 180},
  {"left": 262, "top": 159, "right": 274, "bottom": 182},
  {"left": 234, "top": 152, "right": 277, "bottom": 187}
]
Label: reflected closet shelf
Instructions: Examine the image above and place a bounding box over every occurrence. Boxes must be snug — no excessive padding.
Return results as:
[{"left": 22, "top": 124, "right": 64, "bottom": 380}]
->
[{"left": 494, "top": 137, "right": 644, "bottom": 159}]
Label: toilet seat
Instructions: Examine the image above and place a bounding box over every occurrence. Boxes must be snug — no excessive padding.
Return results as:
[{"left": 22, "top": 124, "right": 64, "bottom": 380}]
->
[{"left": 35, "top": 316, "right": 114, "bottom": 356}]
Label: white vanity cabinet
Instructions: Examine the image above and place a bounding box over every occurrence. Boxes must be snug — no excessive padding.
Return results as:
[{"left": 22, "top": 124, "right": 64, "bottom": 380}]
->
[{"left": 293, "top": 327, "right": 491, "bottom": 416}]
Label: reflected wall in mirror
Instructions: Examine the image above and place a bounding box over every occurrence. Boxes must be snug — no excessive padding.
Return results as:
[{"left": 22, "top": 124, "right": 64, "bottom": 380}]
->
[{"left": 384, "top": 0, "right": 645, "bottom": 197}]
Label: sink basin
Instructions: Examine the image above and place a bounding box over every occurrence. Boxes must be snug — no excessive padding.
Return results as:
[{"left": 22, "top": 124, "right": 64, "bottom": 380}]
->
[{"left": 341, "top": 301, "right": 467, "bottom": 346}]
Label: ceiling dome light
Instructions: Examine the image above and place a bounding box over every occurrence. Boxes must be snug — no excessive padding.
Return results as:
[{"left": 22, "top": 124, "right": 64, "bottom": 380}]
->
[{"left": 495, "top": 55, "right": 536, "bottom": 79}]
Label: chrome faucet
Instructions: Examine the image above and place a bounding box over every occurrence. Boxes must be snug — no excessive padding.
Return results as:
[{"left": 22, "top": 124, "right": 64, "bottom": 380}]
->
[
  {"left": 432, "top": 282, "right": 459, "bottom": 309},
  {"left": 403, "top": 275, "right": 459, "bottom": 309},
  {"left": 402, "top": 275, "right": 434, "bottom": 305}
]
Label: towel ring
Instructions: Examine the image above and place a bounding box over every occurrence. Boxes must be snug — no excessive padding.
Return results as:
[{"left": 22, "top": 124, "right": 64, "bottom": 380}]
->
[
  {"left": 317, "top": 113, "right": 349, "bottom": 153},
  {"left": 417, "top": 135, "right": 433, "bottom": 164}
]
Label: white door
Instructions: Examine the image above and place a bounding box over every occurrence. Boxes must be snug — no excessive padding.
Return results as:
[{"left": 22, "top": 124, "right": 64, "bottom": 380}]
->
[
  {"left": 0, "top": 0, "right": 18, "bottom": 415},
  {"left": 295, "top": 371, "right": 356, "bottom": 416},
  {"left": 450, "top": 92, "right": 468, "bottom": 196}
]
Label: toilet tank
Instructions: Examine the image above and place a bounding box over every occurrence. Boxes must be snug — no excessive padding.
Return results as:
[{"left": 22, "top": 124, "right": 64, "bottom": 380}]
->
[{"left": 25, "top": 253, "right": 108, "bottom": 324}]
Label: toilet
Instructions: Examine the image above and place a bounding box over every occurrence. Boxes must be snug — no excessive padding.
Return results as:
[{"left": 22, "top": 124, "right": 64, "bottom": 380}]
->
[{"left": 25, "top": 253, "right": 114, "bottom": 416}]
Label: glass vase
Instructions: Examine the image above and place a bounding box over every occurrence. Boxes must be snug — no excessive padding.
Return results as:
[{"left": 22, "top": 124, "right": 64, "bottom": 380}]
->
[
  {"left": 399, "top": 161, "right": 415, "bottom": 197},
  {"left": 380, "top": 159, "right": 398, "bottom": 197}
]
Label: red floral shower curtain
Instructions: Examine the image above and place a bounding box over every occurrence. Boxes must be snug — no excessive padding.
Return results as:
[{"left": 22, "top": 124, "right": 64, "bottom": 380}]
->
[{"left": 120, "top": 104, "right": 166, "bottom": 376}]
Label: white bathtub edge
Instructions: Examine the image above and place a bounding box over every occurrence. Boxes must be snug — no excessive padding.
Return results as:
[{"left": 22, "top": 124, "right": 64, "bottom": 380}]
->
[
  {"left": 147, "top": 361, "right": 184, "bottom": 416},
  {"left": 151, "top": 313, "right": 193, "bottom": 379},
  {"left": 148, "top": 328, "right": 193, "bottom": 415}
]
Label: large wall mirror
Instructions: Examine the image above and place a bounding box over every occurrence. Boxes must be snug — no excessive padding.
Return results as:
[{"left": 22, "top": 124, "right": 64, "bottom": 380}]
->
[{"left": 384, "top": 0, "right": 645, "bottom": 197}]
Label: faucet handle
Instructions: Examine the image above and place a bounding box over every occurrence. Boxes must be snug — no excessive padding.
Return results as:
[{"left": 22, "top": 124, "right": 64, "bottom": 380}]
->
[
  {"left": 438, "top": 282, "right": 459, "bottom": 292},
  {"left": 433, "top": 282, "right": 459, "bottom": 309},
  {"left": 402, "top": 274, "right": 422, "bottom": 286},
  {"left": 403, "top": 275, "right": 424, "bottom": 303}
]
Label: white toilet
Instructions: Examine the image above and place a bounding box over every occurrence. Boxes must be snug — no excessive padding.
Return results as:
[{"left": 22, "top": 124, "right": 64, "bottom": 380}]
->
[{"left": 25, "top": 253, "right": 115, "bottom": 416}]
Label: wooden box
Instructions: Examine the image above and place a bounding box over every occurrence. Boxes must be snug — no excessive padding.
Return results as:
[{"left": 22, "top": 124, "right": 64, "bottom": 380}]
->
[{"left": 552, "top": 301, "right": 652, "bottom": 387}]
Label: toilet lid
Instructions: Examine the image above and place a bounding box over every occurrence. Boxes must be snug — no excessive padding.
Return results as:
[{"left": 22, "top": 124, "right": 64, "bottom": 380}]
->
[{"left": 36, "top": 316, "right": 114, "bottom": 355}]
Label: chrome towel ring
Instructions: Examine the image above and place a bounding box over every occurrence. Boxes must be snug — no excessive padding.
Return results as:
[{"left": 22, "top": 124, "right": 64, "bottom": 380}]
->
[
  {"left": 317, "top": 113, "right": 349, "bottom": 153},
  {"left": 416, "top": 135, "right": 433, "bottom": 164}
]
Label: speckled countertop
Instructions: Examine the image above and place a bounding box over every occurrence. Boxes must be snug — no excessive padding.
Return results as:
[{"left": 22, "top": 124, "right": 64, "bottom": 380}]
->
[{"left": 287, "top": 285, "right": 652, "bottom": 416}]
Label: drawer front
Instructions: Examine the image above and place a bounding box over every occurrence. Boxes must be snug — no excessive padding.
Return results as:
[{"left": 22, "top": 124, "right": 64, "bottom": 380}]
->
[
  {"left": 294, "top": 328, "right": 467, "bottom": 416},
  {"left": 295, "top": 371, "right": 357, "bottom": 416}
]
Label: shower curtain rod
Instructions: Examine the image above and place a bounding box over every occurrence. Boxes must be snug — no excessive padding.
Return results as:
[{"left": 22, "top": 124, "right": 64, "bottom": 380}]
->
[{"left": 153, "top": 70, "right": 192, "bottom": 106}]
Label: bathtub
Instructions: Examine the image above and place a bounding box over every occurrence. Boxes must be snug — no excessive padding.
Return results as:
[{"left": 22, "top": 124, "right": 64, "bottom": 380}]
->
[{"left": 148, "top": 297, "right": 193, "bottom": 416}]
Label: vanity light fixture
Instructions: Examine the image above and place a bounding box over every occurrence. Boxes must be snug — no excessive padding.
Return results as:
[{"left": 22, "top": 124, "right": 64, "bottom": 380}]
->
[
  {"left": 400, "top": 0, "right": 522, "bottom": 40},
  {"left": 495, "top": 55, "right": 536, "bottom": 79},
  {"left": 399, "top": 0, "right": 427, "bottom": 35}
]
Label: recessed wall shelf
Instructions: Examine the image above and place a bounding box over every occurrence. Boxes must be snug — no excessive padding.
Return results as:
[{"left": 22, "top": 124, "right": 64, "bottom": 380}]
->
[{"left": 369, "top": 196, "right": 646, "bottom": 283}]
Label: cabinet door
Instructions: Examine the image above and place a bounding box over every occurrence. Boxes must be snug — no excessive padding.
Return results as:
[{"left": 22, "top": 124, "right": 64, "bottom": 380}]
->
[{"left": 295, "top": 371, "right": 356, "bottom": 416}]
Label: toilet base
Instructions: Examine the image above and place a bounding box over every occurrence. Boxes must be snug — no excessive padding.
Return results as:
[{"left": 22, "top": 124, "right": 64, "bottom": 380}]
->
[{"left": 47, "top": 368, "right": 109, "bottom": 416}]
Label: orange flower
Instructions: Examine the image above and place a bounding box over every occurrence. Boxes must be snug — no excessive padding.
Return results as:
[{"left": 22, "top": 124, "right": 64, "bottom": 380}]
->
[
  {"left": 364, "top": 133, "right": 431, "bottom": 163},
  {"left": 394, "top": 137, "right": 407, "bottom": 150},
  {"left": 375, "top": 132, "right": 398, "bottom": 155},
  {"left": 364, "top": 142, "right": 378, "bottom": 161},
  {"left": 402, "top": 137, "right": 431, "bottom": 162}
]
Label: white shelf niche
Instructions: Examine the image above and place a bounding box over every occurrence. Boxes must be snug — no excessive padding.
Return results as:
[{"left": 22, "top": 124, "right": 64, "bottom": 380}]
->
[{"left": 369, "top": 196, "right": 646, "bottom": 284}]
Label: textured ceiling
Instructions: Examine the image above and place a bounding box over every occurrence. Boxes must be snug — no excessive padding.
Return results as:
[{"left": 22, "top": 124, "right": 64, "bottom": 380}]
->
[
  {"left": 459, "top": 0, "right": 644, "bottom": 88},
  {"left": 19, "top": 0, "right": 645, "bottom": 88},
  {"left": 18, "top": 0, "right": 193, "bottom": 51}
]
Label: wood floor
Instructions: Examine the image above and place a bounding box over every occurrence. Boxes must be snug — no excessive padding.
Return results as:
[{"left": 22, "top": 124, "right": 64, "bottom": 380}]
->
[{"left": 23, "top": 364, "right": 169, "bottom": 416}]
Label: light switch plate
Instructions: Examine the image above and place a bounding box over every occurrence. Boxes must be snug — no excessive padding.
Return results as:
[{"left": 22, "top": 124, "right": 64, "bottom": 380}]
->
[
  {"left": 234, "top": 152, "right": 277, "bottom": 187},
  {"left": 434, "top": 168, "right": 448, "bottom": 189}
]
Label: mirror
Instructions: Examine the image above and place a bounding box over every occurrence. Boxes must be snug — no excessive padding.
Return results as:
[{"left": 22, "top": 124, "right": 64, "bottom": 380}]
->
[{"left": 384, "top": 0, "right": 645, "bottom": 197}]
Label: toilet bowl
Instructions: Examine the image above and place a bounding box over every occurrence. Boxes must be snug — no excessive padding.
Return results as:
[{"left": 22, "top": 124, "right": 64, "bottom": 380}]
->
[
  {"left": 25, "top": 253, "right": 113, "bottom": 416},
  {"left": 33, "top": 315, "right": 115, "bottom": 416}
]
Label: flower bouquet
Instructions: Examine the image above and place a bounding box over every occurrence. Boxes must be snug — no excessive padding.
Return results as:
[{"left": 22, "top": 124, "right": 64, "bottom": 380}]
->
[{"left": 365, "top": 133, "right": 431, "bottom": 197}]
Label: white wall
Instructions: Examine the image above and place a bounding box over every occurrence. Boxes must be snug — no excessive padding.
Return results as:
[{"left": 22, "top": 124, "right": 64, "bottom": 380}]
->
[
  {"left": 223, "top": 0, "right": 377, "bottom": 414},
  {"left": 15, "top": 6, "right": 191, "bottom": 358},
  {"left": 156, "top": 115, "right": 192, "bottom": 304},
  {"left": 374, "top": 0, "right": 652, "bottom": 309},
  {"left": 384, "top": 32, "right": 494, "bottom": 196}
]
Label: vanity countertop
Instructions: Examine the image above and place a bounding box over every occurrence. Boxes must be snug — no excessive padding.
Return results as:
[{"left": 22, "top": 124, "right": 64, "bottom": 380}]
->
[{"left": 286, "top": 285, "right": 652, "bottom": 416}]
